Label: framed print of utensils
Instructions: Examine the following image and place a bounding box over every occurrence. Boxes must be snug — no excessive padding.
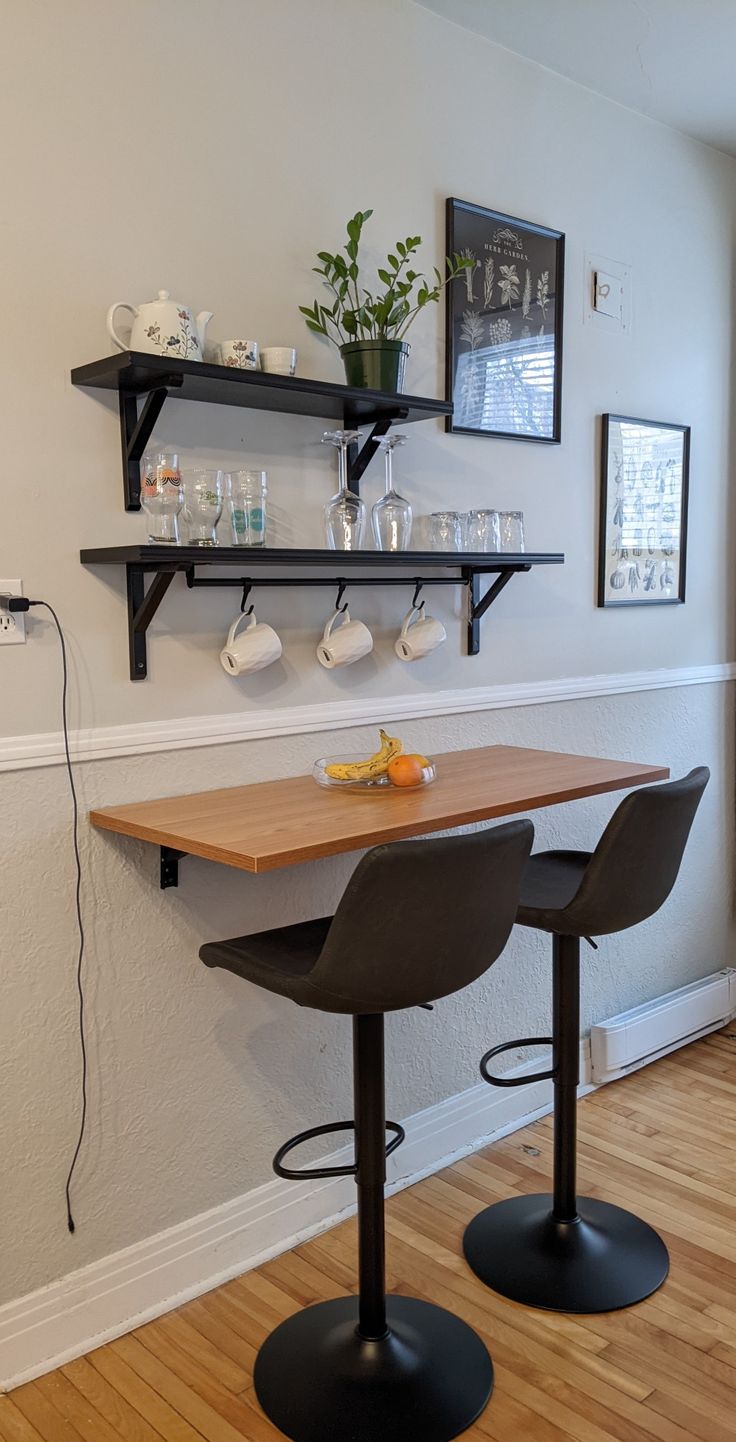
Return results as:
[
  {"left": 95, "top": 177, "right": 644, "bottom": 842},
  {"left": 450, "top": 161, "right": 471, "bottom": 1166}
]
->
[
  {"left": 445, "top": 198, "right": 564, "bottom": 443},
  {"left": 598, "top": 414, "right": 690, "bottom": 607}
]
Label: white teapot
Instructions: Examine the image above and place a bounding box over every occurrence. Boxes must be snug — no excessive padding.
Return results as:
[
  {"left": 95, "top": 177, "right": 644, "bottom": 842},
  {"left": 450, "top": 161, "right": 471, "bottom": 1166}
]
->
[{"left": 107, "top": 290, "right": 213, "bottom": 361}]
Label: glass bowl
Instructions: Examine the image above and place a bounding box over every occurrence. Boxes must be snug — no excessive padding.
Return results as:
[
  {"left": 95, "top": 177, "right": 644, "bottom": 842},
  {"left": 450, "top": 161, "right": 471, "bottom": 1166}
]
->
[{"left": 314, "top": 755, "right": 437, "bottom": 794}]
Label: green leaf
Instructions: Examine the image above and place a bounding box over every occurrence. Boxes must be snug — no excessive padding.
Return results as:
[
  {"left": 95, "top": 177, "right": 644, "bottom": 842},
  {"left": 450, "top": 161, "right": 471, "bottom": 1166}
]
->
[
  {"left": 361, "top": 208, "right": 373, "bottom": 222},
  {"left": 377, "top": 268, "right": 392, "bottom": 285},
  {"left": 397, "top": 240, "right": 406, "bottom": 256},
  {"left": 388, "top": 253, "right": 399, "bottom": 270}
]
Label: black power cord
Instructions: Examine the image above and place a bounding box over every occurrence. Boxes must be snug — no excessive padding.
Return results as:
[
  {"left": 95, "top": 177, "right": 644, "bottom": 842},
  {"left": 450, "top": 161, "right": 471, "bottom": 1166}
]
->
[{"left": 7, "top": 595, "right": 87, "bottom": 1232}]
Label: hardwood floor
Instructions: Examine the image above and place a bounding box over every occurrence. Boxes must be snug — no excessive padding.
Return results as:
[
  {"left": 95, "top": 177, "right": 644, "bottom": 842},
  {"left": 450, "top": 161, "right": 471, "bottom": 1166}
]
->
[{"left": 3, "top": 1028, "right": 736, "bottom": 1441}]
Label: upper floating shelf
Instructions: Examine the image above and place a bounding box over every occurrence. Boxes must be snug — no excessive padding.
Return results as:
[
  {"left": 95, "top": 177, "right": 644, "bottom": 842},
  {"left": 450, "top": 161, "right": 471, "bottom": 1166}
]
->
[
  {"left": 71, "top": 351, "right": 452, "bottom": 425},
  {"left": 71, "top": 351, "right": 453, "bottom": 512}
]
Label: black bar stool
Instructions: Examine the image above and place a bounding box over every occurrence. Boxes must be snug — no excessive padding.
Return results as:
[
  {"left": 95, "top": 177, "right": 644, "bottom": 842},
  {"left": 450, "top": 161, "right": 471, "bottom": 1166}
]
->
[
  {"left": 463, "top": 767, "right": 709, "bottom": 1314},
  {"left": 200, "top": 819, "right": 533, "bottom": 1442}
]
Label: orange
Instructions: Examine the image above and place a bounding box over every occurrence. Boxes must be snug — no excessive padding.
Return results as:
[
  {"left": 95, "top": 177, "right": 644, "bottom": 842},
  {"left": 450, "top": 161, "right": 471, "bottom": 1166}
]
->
[{"left": 388, "top": 754, "right": 426, "bottom": 788}]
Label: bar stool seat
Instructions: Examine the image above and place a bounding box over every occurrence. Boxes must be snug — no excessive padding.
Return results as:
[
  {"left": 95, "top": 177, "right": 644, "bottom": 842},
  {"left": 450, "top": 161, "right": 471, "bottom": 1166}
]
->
[
  {"left": 464, "top": 767, "right": 709, "bottom": 1314},
  {"left": 201, "top": 821, "right": 534, "bottom": 1442},
  {"left": 518, "top": 850, "right": 592, "bottom": 924},
  {"left": 202, "top": 915, "right": 332, "bottom": 999}
]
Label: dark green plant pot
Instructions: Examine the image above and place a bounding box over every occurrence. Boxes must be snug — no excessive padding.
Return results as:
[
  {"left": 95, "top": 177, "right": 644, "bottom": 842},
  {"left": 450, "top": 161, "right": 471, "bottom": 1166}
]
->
[{"left": 340, "top": 340, "right": 410, "bottom": 393}]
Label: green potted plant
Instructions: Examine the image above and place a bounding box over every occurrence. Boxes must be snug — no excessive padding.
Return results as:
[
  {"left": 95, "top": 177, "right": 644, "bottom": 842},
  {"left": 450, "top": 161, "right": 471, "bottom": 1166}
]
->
[{"left": 300, "top": 209, "right": 472, "bottom": 392}]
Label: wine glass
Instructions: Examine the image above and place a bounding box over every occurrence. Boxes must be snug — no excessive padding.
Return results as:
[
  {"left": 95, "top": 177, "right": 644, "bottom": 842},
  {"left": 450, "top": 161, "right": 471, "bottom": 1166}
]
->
[
  {"left": 322, "top": 430, "right": 366, "bottom": 550},
  {"left": 371, "top": 434, "right": 412, "bottom": 551}
]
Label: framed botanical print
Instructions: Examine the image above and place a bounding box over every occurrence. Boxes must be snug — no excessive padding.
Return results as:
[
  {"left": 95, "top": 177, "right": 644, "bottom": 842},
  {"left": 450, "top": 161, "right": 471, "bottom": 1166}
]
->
[
  {"left": 598, "top": 414, "right": 690, "bottom": 607},
  {"left": 445, "top": 198, "right": 564, "bottom": 442}
]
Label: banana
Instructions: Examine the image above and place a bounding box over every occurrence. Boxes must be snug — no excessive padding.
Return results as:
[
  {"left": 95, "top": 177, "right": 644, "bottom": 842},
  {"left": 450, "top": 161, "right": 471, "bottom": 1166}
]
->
[{"left": 326, "top": 728, "right": 403, "bottom": 781}]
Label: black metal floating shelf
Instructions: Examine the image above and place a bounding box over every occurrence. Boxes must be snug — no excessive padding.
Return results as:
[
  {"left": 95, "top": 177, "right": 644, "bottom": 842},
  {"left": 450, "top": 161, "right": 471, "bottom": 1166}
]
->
[
  {"left": 80, "top": 545, "right": 564, "bottom": 680},
  {"left": 71, "top": 351, "right": 453, "bottom": 512}
]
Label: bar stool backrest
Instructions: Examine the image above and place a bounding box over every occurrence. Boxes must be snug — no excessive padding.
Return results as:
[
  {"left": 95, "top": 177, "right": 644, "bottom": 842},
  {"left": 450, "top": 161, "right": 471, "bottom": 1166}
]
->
[
  {"left": 560, "top": 766, "right": 709, "bottom": 937},
  {"left": 310, "top": 819, "right": 534, "bottom": 1013}
]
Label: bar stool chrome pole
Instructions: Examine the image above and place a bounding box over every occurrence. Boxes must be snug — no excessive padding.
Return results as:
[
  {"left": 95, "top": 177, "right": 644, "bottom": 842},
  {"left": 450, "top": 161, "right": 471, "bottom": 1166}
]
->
[
  {"left": 201, "top": 819, "right": 533, "bottom": 1442},
  {"left": 464, "top": 767, "right": 709, "bottom": 1314}
]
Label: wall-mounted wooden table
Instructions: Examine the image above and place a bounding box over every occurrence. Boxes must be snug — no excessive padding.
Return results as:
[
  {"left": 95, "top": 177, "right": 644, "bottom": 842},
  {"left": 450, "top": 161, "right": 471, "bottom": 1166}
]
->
[{"left": 90, "top": 744, "right": 669, "bottom": 887}]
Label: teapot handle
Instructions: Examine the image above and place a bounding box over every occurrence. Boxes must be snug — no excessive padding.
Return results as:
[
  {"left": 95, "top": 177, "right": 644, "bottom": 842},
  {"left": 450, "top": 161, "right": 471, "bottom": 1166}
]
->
[{"left": 107, "top": 302, "right": 138, "bottom": 352}]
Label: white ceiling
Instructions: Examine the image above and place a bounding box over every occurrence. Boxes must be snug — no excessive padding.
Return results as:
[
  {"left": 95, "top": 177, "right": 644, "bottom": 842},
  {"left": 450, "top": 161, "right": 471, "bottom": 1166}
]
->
[{"left": 417, "top": 0, "right": 736, "bottom": 157}]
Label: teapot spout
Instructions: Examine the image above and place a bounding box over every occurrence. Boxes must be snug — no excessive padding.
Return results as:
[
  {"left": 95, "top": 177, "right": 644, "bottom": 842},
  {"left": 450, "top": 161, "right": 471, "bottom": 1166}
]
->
[{"left": 195, "top": 310, "right": 213, "bottom": 352}]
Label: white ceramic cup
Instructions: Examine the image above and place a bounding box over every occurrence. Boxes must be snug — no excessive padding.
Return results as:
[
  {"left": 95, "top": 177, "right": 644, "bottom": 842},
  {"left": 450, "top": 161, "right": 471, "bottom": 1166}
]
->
[
  {"left": 394, "top": 605, "right": 447, "bottom": 661},
  {"left": 261, "top": 346, "right": 297, "bottom": 376},
  {"left": 317, "top": 608, "right": 373, "bottom": 669},
  {"left": 219, "top": 339, "right": 259, "bottom": 369},
  {"left": 220, "top": 611, "right": 282, "bottom": 675}
]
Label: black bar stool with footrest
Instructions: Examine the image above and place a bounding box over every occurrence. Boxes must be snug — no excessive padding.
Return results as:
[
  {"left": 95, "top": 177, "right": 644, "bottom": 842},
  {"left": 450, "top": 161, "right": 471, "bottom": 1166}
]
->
[
  {"left": 200, "top": 819, "right": 534, "bottom": 1442},
  {"left": 463, "top": 767, "right": 709, "bottom": 1314}
]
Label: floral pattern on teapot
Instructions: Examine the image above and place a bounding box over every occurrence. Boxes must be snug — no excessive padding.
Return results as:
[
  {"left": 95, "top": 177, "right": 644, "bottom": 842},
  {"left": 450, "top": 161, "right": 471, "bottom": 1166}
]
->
[{"left": 144, "top": 310, "right": 200, "bottom": 359}]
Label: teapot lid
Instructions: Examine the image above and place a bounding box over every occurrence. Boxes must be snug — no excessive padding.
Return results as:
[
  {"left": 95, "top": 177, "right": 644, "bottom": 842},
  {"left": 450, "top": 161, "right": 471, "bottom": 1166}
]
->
[{"left": 156, "top": 290, "right": 170, "bottom": 301}]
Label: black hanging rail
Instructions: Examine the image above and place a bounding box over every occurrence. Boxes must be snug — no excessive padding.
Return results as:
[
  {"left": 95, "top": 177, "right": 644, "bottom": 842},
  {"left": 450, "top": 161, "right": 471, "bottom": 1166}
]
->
[{"left": 80, "top": 545, "right": 563, "bottom": 680}]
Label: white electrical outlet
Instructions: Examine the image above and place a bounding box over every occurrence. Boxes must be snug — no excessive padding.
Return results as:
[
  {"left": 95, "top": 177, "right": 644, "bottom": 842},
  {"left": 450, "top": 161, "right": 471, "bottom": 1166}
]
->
[{"left": 0, "top": 580, "right": 26, "bottom": 644}]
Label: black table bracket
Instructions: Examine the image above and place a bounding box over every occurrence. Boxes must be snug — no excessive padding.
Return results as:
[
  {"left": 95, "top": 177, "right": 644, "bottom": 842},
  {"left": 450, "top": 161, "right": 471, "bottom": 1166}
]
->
[{"left": 160, "top": 846, "right": 186, "bottom": 890}]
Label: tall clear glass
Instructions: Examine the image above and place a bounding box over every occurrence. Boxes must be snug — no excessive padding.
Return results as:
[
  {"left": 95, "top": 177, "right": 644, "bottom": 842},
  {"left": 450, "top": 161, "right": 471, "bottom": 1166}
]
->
[
  {"left": 182, "top": 468, "right": 224, "bottom": 546},
  {"left": 322, "top": 430, "right": 366, "bottom": 550},
  {"left": 464, "top": 509, "right": 500, "bottom": 553},
  {"left": 225, "top": 469, "right": 268, "bottom": 546},
  {"left": 140, "top": 449, "right": 183, "bottom": 544},
  {"left": 430, "top": 511, "right": 463, "bottom": 551},
  {"left": 497, "top": 510, "right": 526, "bottom": 553},
  {"left": 371, "top": 434, "right": 412, "bottom": 551}
]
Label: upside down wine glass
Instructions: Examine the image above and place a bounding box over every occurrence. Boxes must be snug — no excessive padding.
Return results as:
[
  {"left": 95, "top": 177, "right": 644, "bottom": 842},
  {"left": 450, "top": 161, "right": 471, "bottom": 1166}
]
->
[
  {"left": 371, "top": 434, "right": 413, "bottom": 551},
  {"left": 323, "top": 430, "right": 366, "bottom": 550}
]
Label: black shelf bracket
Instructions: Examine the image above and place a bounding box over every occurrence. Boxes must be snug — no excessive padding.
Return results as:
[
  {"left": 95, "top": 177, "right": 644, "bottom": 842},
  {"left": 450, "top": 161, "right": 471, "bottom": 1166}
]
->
[
  {"left": 120, "top": 376, "right": 184, "bottom": 511},
  {"left": 467, "top": 565, "right": 530, "bottom": 655},
  {"left": 160, "top": 846, "right": 185, "bottom": 890},
  {"left": 126, "top": 565, "right": 177, "bottom": 679}
]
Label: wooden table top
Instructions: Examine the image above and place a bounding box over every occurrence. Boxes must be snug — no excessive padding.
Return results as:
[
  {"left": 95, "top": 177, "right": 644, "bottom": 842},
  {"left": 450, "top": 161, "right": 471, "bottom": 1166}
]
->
[{"left": 89, "top": 744, "right": 668, "bottom": 875}]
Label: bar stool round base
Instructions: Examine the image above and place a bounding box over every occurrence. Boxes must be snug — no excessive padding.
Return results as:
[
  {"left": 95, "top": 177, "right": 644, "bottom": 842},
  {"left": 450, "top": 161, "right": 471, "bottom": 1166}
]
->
[
  {"left": 463, "top": 1194, "right": 669, "bottom": 1313},
  {"left": 253, "top": 1294, "right": 493, "bottom": 1442}
]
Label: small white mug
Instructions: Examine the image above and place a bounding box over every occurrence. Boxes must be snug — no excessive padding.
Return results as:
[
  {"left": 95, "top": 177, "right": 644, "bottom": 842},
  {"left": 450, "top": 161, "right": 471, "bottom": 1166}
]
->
[
  {"left": 261, "top": 346, "right": 297, "bottom": 376},
  {"left": 395, "top": 605, "right": 447, "bottom": 662},
  {"left": 220, "top": 339, "right": 259, "bottom": 369},
  {"left": 220, "top": 611, "right": 282, "bottom": 675},
  {"left": 317, "top": 608, "right": 373, "bottom": 669}
]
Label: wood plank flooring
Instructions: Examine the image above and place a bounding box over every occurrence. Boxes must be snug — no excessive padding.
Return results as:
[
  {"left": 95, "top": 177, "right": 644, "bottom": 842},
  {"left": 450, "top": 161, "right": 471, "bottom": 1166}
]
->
[{"left": 3, "top": 1028, "right": 736, "bottom": 1441}]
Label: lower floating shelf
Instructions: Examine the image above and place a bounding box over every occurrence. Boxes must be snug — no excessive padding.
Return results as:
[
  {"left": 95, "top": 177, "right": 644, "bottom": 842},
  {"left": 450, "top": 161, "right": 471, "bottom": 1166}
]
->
[{"left": 80, "top": 545, "right": 564, "bottom": 679}]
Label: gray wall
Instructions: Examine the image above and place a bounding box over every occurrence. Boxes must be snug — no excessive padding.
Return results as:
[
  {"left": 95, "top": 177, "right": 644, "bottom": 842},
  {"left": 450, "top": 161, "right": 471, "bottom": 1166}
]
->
[{"left": 1, "top": 0, "right": 734, "bottom": 1305}]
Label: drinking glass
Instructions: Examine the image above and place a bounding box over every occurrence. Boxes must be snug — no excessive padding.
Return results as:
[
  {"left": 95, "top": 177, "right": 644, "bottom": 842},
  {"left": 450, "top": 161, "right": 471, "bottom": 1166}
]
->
[
  {"left": 225, "top": 469, "right": 268, "bottom": 546},
  {"left": 140, "top": 449, "right": 183, "bottom": 544},
  {"left": 497, "top": 510, "right": 526, "bottom": 553},
  {"left": 464, "top": 509, "right": 500, "bottom": 552},
  {"left": 371, "top": 434, "right": 412, "bottom": 551},
  {"left": 430, "top": 511, "right": 463, "bottom": 551},
  {"left": 322, "top": 430, "right": 366, "bottom": 550},
  {"left": 182, "top": 468, "right": 224, "bottom": 546}
]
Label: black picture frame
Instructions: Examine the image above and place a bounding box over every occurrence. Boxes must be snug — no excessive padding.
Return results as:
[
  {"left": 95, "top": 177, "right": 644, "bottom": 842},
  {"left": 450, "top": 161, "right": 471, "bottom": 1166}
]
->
[
  {"left": 598, "top": 414, "right": 690, "bottom": 608},
  {"left": 445, "top": 197, "right": 564, "bottom": 442}
]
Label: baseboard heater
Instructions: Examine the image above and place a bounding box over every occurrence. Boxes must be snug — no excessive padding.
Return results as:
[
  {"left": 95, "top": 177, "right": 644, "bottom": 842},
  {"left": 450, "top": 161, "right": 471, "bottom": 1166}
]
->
[{"left": 590, "top": 968, "right": 736, "bottom": 1084}]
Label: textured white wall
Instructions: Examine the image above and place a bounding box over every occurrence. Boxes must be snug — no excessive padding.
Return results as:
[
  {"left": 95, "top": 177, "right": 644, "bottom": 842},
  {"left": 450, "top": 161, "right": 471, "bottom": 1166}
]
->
[{"left": 1, "top": 0, "right": 734, "bottom": 1306}]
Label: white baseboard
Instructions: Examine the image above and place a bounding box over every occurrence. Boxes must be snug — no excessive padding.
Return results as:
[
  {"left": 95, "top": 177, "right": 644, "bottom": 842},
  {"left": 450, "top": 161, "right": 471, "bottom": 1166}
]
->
[
  {"left": 2, "top": 662, "right": 733, "bottom": 772},
  {"left": 0, "top": 1041, "right": 590, "bottom": 1392}
]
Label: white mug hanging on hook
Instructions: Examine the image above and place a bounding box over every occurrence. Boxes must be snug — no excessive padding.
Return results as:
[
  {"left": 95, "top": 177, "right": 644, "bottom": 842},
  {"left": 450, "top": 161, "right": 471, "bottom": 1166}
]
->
[
  {"left": 317, "top": 603, "right": 373, "bottom": 669},
  {"left": 220, "top": 607, "right": 282, "bottom": 676},
  {"left": 395, "top": 596, "right": 446, "bottom": 662}
]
